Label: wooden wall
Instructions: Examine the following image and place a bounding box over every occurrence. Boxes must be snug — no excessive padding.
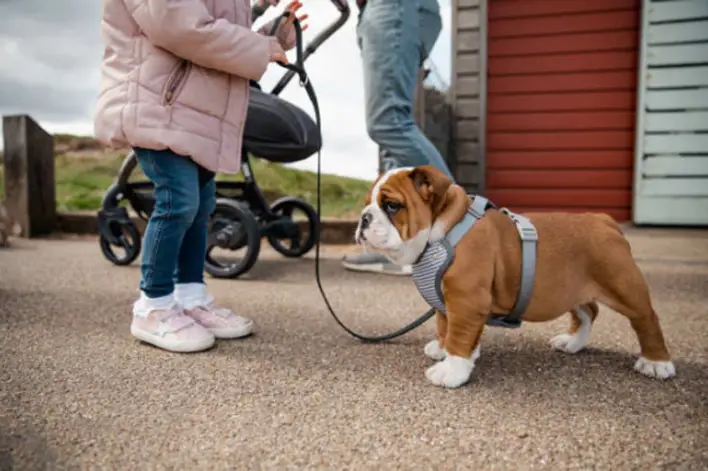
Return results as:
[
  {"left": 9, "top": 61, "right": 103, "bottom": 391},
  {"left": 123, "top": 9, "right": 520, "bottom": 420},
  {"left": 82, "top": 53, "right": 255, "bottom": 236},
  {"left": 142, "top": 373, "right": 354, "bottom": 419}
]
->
[
  {"left": 482, "top": 0, "right": 641, "bottom": 221},
  {"left": 632, "top": 0, "right": 708, "bottom": 225},
  {"left": 449, "top": 0, "right": 485, "bottom": 193}
]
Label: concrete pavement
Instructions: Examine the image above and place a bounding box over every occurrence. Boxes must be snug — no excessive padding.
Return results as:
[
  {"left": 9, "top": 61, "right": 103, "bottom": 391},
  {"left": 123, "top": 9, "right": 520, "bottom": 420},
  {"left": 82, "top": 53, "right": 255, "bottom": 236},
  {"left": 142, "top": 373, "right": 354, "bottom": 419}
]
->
[{"left": 1, "top": 227, "right": 707, "bottom": 470}]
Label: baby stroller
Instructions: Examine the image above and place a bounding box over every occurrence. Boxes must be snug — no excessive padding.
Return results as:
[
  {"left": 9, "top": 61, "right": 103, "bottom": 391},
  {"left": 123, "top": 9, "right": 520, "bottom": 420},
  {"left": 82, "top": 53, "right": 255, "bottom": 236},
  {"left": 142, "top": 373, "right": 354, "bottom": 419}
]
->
[{"left": 97, "top": 0, "right": 351, "bottom": 279}]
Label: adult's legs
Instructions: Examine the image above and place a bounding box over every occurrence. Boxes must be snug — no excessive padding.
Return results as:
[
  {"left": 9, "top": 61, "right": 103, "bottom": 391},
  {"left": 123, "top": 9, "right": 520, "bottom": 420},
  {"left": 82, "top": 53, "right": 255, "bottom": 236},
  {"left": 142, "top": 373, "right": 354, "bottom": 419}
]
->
[
  {"left": 360, "top": 0, "right": 451, "bottom": 177},
  {"left": 344, "top": 0, "right": 451, "bottom": 274}
]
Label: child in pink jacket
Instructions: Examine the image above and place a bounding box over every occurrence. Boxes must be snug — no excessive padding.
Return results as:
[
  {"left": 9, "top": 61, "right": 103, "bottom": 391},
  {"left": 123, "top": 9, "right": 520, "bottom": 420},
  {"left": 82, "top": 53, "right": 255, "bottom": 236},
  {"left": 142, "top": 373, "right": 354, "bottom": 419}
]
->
[{"left": 94, "top": 0, "right": 307, "bottom": 353}]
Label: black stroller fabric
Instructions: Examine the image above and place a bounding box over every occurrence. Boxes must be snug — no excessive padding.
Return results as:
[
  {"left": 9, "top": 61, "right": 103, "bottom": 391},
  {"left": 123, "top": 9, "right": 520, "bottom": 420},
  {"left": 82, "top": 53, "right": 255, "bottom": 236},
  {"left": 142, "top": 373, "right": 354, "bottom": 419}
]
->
[{"left": 243, "top": 86, "right": 322, "bottom": 163}]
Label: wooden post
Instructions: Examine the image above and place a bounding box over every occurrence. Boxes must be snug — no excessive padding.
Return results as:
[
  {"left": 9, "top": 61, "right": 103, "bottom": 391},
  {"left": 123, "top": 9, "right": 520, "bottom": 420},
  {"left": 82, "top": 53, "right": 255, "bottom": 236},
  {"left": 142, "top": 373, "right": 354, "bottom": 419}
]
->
[
  {"left": 2, "top": 115, "right": 56, "bottom": 237},
  {"left": 0, "top": 203, "right": 9, "bottom": 247}
]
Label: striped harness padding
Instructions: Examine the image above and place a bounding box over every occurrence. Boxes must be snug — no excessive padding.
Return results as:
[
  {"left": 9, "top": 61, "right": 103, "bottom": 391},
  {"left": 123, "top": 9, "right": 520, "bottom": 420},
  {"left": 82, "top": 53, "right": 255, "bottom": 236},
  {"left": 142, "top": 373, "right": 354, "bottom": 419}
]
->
[{"left": 411, "top": 195, "right": 539, "bottom": 329}]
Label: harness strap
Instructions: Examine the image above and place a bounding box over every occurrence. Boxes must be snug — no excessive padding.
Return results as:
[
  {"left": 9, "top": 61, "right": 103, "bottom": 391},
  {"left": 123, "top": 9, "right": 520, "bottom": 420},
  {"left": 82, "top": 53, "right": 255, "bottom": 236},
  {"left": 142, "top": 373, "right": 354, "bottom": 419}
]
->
[
  {"left": 445, "top": 196, "right": 488, "bottom": 247},
  {"left": 490, "top": 209, "right": 538, "bottom": 327},
  {"left": 429, "top": 197, "right": 539, "bottom": 330}
]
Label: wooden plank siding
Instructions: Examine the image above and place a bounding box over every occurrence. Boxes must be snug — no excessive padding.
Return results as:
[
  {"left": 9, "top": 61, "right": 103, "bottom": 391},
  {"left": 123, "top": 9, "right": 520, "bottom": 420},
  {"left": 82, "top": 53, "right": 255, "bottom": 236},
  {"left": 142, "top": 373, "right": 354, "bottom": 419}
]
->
[
  {"left": 484, "top": 0, "right": 642, "bottom": 222},
  {"left": 632, "top": 0, "right": 708, "bottom": 226},
  {"left": 450, "top": 0, "right": 484, "bottom": 193}
]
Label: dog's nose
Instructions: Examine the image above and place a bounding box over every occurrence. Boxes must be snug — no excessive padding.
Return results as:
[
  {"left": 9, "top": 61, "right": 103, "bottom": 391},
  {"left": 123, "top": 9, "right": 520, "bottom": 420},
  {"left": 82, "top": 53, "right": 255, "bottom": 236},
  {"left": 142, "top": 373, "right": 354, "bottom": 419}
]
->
[{"left": 360, "top": 212, "right": 373, "bottom": 231}]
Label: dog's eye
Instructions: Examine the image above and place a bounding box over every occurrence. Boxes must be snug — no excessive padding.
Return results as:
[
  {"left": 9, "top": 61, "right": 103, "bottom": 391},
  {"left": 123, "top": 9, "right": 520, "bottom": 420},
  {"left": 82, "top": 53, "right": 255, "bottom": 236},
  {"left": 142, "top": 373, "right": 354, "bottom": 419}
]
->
[{"left": 382, "top": 201, "right": 403, "bottom": 214}]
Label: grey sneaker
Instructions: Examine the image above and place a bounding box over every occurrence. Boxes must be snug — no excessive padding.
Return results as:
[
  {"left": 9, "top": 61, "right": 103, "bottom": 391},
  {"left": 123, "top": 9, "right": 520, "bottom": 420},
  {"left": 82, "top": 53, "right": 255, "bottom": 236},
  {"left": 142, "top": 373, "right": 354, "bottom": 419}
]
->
[{"left": 341, "top": 252, "right": 412, "bottom": 276}]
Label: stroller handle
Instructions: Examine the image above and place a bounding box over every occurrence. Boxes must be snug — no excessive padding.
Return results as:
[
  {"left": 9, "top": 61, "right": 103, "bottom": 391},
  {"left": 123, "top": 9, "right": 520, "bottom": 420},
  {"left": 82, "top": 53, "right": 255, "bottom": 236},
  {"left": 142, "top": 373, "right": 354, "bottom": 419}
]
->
[
  {"left": 252, "top": 0, "right": 350, "bottom": 22},
  {"left": 252, "top": 0, "right": 351, "bottom": 96}
]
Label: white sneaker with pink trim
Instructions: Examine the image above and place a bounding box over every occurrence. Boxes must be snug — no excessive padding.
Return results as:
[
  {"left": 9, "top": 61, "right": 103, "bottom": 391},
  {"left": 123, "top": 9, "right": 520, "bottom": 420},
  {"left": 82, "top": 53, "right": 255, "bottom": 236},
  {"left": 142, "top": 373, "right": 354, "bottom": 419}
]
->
[
  {"left": 183, "top": 301, "right": 254, "bottom": 339},
  {"left": 130, "top": 306, "right": 215, "bottom": 353},
  {"left": 174, "top": 283, "right": 254, "bottom": 339}
]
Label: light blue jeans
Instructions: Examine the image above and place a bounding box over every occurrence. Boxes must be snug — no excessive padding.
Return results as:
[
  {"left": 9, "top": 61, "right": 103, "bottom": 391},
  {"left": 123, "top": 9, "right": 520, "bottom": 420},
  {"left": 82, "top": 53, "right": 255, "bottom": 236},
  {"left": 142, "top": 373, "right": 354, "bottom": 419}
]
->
[{"left": 357, "top": 0, "right": 453, "bottom": 177}]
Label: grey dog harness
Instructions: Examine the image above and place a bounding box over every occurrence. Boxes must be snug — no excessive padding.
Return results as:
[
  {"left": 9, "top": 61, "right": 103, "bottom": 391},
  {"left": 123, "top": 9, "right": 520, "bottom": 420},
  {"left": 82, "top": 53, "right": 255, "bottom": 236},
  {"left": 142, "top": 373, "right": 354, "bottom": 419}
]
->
[{"left": 411, "top": 196, "right": 539, "bottom": 328}]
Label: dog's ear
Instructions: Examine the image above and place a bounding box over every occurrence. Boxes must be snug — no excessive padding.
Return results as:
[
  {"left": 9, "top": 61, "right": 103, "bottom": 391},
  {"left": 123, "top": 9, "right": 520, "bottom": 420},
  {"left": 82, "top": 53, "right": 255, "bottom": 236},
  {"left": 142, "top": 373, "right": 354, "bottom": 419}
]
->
[
  {"left": 365, "top": 173, "right": 384, "bottom": 205},
  {"left": 409, "top": 165, "right": 453, "bottom": 206}
]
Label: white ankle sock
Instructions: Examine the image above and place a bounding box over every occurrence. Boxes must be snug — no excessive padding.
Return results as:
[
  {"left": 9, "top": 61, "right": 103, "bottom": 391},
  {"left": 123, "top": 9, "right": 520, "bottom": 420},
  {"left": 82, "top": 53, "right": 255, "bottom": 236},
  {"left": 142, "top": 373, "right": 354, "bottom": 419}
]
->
[
  {"left": 174, "top": 283, "right": 210, "bottom": 310},
  {"left": 133, "top": 291, "right": 176, "bottom": 317}
]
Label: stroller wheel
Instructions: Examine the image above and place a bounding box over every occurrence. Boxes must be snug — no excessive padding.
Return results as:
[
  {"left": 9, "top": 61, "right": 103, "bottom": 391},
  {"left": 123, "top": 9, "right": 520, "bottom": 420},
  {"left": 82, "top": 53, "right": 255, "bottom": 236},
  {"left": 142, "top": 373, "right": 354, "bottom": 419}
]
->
[
  {"left": 204, "top": 199, "right": 261, "bottom": 278},
  {"left": 266, "top": 197, "right": 319, "bottom": 258},
  {"left": 99, "top": 221, "right": 142, "bottom": 266}
]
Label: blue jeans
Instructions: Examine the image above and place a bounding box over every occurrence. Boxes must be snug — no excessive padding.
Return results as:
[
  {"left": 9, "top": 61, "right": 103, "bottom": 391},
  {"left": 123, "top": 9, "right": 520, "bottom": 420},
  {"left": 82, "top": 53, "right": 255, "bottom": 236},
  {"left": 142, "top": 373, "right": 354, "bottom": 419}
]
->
[
  {"left": 357, "top": 0, "right": 453, "bottom": 177},
  {"left": 134, "top": 148, "right": 216, "bottom": 298}
]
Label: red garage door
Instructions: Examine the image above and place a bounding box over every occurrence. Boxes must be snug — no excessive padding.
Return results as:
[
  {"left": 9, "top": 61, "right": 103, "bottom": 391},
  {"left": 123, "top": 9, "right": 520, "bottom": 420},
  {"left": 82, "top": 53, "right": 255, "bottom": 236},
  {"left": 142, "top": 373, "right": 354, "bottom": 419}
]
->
[{"left": 485, "top": 0, "right": 641, "bottom": 221}]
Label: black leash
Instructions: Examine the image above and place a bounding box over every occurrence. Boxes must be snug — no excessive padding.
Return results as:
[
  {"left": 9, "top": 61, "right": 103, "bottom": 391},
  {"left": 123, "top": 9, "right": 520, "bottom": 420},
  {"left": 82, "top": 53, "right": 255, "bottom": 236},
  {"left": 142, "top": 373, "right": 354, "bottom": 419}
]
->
[{"left": 269, "top": 14, "right": 437, "bottom": 343}]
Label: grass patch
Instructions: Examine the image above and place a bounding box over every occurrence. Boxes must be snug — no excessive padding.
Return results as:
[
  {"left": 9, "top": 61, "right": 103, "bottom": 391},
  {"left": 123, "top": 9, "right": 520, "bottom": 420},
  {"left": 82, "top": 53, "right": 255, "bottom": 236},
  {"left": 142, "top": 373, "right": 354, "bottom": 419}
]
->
[{"left": 0, "top": 151, "right": 370, "bottom": 218}]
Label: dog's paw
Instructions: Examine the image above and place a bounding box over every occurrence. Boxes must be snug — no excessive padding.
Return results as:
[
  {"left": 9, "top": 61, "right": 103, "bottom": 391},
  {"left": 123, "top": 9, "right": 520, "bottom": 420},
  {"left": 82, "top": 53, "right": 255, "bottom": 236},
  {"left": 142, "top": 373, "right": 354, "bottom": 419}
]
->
[
  {"left": 550, "top": 333, "right": 587, "bottom": 354},
  {"left": 424, "top": 340, "right": 447, "bottom": 361},
  {"left": 425, "top": 354, "right": 476, "bottom": 389},
  {"left": 550, "top": 308, "right": 592, "bottom": 354},
  {"left": 634, "top": 357, "right": 676, "bottom": 380}
]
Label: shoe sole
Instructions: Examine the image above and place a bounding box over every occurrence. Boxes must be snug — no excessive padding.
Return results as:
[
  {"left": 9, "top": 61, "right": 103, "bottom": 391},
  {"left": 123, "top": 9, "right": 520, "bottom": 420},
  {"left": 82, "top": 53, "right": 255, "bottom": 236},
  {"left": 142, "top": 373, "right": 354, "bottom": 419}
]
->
[
  {"left": 341, "top": 261, "right": 412, "bottom": 276},
  {"left": 131, "top": 326, "right": 215, "bottom": 353},
  {"left": 209, "top": 323, "right": 255, "bottom": 339}
]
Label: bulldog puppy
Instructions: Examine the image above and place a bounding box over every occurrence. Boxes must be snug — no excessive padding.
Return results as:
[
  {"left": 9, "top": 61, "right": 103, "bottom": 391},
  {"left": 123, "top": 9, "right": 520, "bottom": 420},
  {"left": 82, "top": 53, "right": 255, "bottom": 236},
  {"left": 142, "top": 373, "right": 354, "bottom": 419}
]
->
[{"left": 355, "top": 165, "right": 676, "bottom": 389}]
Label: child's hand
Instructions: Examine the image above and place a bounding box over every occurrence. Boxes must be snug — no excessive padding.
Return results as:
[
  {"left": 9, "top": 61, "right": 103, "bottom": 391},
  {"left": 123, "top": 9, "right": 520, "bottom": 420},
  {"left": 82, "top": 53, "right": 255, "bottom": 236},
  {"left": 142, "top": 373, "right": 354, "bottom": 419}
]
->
[
  {"left": 256, "top": 0, "right": 308, "bottom": 52},
  {"left": 281, "top": 1, "right": 309, "bottom": 33},
  {"left": 268, "top": 38, "right": 289, "bottom": 64}
]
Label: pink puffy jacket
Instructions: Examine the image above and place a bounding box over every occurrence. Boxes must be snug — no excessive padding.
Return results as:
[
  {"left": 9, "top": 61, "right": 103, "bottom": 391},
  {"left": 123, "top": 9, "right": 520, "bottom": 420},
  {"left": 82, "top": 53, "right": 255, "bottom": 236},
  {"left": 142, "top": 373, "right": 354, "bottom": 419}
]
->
[{"left": 94, "top": 0, "right": 295, "bottom": 173}]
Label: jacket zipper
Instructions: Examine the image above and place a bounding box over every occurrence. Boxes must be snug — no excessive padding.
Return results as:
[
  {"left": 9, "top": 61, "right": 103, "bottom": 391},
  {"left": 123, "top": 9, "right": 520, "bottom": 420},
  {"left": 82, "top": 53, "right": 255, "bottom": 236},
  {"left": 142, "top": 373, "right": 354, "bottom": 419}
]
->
[{"left": 163, "top": 60, "right": 190, "bottom": 105}]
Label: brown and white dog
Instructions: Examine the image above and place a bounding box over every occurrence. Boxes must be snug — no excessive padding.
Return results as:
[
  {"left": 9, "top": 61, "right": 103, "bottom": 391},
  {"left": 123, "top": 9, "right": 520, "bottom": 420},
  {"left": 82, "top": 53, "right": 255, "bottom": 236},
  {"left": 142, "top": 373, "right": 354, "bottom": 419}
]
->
[{"left": 355, "top": 165, "right": 676, "bottom": 389}]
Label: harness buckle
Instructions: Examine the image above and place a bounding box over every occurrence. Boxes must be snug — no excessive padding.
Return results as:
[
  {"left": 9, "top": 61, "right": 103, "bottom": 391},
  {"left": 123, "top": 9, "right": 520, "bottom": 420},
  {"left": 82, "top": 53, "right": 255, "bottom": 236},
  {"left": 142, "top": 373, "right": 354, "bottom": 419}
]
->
[
  {"left": 519, "top": 226, "right": 538, "bottom": 242},
  {"left": 468, "top": 195, "right": 489, "bottom": 219},
  {"left": 500, "top": 208, "right": 538, "bottom": 242},
  {"left": 467, "top": 206, "right": 483, "bottom": 219}
]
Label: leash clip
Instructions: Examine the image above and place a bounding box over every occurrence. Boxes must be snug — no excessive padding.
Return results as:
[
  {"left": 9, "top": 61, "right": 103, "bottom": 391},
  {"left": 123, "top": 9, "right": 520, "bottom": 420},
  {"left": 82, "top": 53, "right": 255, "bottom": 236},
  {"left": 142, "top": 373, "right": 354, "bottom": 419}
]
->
[{"left": 299, "top": 74, "right": 309, "bottom": 87}]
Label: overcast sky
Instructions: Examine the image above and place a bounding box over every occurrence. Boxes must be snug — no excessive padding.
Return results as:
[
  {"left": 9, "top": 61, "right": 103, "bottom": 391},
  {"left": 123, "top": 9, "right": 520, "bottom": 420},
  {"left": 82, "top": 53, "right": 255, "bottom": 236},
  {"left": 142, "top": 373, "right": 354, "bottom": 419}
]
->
[{"left": 0, "top": 0, "right": 452, "bottom": 180}]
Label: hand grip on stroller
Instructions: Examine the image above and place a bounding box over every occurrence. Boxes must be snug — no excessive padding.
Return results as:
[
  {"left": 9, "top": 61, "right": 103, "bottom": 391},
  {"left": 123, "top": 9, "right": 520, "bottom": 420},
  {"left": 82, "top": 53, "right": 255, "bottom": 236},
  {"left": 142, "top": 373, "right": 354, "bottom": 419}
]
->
[
  {"left": 268, "top": 10, "right": 305, "bottom": 70},
  {"left": 252, "top": 0, "right": 350, "bottom": 22},
  {"left": 252, "top": 0, "right": 350, "bottom": 96}
]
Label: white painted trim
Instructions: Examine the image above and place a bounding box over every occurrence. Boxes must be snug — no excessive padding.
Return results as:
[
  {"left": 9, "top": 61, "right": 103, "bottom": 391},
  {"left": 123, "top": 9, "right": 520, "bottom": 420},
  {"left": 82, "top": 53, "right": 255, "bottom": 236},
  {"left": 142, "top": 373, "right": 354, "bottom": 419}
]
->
[
  {"left": 632, "top": 0, "right": 650, "bottom": 224},
  {"left": 644, "top": 156, "right": 708, "bottom": 177},
  {"left": 648, "top": 0, "right": 708, "bottom": 23},
  {"left": 647, "top": 20, "right": 708, "bottom": 45},
  {"left": 634, "top": 196, "right": 708, "bottom": 225},
  {"left": 647, "top": 43, "right": 708, "bottom": 66},
  {"left": 644, "top": 134, "right": 708, "bottom": 154},
  {"left": 646, "top": 90, "right": 708, "bottom": 110},
  {"left": 647, "top": 66, "right": 708, "bottom": 88},
  {"left": 645, "top": 111, "right": 708, "bottom": 132},
  {"left": 639, "top": 178, "right": 708, "bottom": 197},
  {"left": 634, "top": 0, "right": 708, "bottom": 226}
]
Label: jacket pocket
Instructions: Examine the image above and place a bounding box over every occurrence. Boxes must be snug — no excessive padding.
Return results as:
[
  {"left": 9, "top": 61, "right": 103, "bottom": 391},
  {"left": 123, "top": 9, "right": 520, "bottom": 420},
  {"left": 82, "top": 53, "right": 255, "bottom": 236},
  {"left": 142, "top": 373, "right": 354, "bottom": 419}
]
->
[{"left": 161, "top": 60, "right": 192, "bottom": 106}]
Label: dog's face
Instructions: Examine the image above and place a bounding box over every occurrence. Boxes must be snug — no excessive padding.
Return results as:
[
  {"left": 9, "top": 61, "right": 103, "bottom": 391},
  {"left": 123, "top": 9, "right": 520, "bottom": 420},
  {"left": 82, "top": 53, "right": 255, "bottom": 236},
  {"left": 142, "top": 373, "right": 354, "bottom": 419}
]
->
[{"left": 355, "top": 165, "right": 453, "bottom": 265}]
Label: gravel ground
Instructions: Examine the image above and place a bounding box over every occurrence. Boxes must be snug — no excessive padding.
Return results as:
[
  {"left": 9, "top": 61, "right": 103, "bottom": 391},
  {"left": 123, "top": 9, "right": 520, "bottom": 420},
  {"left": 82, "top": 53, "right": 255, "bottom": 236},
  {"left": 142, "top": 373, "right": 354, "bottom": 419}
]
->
[{"left": 1, "top": 228, "right": 707, "bottom": 470}]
